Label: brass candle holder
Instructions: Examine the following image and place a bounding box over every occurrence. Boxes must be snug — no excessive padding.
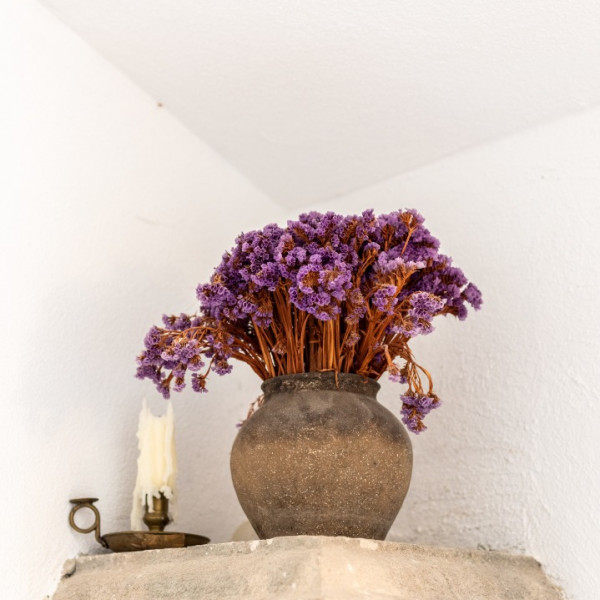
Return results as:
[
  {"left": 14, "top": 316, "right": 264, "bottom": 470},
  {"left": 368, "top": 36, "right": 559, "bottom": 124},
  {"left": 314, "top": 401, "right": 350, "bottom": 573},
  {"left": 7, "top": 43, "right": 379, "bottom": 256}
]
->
[{"left": 68, "top": 496, "right": 209, "bottom": 552}]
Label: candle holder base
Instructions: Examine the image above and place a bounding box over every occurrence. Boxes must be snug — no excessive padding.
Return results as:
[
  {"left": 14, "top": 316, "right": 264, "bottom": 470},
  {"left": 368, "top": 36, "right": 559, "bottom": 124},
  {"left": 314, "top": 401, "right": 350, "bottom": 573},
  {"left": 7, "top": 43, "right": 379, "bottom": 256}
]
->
[
  {"left": 69, "top": 498, "right": 210, "bottom": 553},
  {"left": 102, "top": 531, "right": 209, "bottom": 553}
]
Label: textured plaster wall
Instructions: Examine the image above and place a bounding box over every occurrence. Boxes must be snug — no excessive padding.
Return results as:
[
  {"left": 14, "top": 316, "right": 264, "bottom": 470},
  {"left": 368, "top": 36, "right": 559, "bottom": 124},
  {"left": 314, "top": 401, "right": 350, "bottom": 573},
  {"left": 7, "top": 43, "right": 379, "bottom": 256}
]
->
[
  {"left": 295, "top": 107, "right": 600, "bottom": 600},
  {"left": 39, "top": 0, "right": 600, "bottom": 207},
  {"left": 1, "top": 2, "right": 284, "bottom": 599}
]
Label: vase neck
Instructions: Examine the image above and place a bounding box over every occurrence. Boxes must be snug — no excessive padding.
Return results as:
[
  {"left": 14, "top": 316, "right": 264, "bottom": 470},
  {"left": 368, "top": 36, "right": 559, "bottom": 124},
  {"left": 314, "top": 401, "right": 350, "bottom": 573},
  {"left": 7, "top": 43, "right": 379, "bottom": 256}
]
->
[{"left": 261, "top": 372, "right": 380, "bottom": 399}]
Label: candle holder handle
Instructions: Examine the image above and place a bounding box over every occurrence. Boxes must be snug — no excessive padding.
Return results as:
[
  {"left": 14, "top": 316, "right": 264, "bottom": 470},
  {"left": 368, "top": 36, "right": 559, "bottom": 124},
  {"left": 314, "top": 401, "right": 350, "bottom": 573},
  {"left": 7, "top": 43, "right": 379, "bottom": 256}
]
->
[{"left": 69, "top": 498, "right": 108, "bottom": 548}]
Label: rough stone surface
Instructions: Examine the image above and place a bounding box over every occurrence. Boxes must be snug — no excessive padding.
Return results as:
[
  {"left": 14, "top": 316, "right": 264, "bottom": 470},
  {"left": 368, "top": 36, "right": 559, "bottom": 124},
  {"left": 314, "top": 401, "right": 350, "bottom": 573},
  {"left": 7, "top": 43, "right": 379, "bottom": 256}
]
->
[{"left": 52, "top": 536, "right": 564, "bottom": 600}]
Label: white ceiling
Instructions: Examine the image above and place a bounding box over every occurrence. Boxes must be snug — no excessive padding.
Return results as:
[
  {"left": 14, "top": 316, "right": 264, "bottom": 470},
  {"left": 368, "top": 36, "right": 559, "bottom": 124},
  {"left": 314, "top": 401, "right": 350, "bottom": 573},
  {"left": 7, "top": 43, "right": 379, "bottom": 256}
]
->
[{"left": 41, "top": 0, "right": 600, "bottom": 207}]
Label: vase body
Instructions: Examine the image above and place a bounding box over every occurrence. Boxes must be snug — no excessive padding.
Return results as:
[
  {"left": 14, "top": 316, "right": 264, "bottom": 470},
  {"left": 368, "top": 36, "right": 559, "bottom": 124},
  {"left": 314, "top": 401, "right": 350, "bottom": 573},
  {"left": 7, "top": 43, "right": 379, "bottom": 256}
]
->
[{"left": 230, "top": 372, "right": 413, "bottom": 540}]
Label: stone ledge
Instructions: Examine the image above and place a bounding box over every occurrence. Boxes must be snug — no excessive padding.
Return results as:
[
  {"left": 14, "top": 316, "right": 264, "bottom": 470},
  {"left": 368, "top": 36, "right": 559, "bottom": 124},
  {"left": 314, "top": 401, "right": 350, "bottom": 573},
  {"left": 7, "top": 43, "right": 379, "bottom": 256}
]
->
[{"left": 52, "top": 535, "right": 564, "bottom": 600}]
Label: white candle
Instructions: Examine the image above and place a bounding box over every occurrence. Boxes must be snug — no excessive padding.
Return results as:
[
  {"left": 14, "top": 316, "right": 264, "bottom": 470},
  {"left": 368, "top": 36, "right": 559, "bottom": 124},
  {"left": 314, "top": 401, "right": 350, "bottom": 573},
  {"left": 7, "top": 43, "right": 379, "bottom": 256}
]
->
[{"left": 130, "top": 399, "right": 177, "bottom": 530}]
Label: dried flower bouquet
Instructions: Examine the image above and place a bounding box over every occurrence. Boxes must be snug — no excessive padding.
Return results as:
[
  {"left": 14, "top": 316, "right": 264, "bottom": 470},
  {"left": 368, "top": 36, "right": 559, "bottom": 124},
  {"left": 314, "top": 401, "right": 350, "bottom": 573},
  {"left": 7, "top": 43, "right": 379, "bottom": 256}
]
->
[{"left": 137, "top": 209, "right": 481, "bottom": 433}]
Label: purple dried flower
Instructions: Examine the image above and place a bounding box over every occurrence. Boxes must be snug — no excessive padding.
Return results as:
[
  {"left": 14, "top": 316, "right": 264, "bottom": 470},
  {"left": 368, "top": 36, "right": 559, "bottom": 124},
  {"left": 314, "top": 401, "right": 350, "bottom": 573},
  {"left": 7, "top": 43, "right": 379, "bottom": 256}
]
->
[
  {"left": 462, "top": 282, "right": 483, "bottom": 310},
  {"left": 387, "top": 362, "right": 407, "bottom": 384},
  {"left": 400, "top": 393, "right": 441, "bottom": 433},
  {"left": 144, "top": 327, "right": 161, "bottom": 347},
  {"left": 212, "top": 360, "right": 233, "bottom": 376},
  {"left": 409, "top": 292, "right": 445, "bottom": 320},
  {"left": 173, "top": 378, "right": 186, "bottom": 392},
  {"left": 372, "top": 285, "right": 398, "bottom": 315},
  {"left": 191, "top": 373, "right": 208, "bottom": 393}
]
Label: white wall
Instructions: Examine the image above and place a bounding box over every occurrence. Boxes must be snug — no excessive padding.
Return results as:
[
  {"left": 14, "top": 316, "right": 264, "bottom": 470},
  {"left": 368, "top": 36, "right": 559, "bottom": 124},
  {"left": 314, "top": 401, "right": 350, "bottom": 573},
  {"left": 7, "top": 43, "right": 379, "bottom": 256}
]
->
[
  {"left": 1, "top": 2, "right": 285, "bottom": 598},
  {"left": 295, "top": 107, "right": 600, "bottom": 600}
]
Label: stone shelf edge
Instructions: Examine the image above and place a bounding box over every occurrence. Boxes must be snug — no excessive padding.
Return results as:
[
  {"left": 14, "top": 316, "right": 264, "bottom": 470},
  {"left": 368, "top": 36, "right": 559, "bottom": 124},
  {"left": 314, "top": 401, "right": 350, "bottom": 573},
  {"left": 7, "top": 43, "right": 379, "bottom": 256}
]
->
[{"left": 52, "top": 535, "right": 564, "bottom": 599}]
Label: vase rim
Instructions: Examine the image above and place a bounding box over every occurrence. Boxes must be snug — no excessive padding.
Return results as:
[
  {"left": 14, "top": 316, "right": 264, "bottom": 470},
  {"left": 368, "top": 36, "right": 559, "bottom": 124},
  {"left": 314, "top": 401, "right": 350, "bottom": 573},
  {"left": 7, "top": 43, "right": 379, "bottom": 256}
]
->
[{"left": 261, "top": 371, "right": 380, "bottom": 397}]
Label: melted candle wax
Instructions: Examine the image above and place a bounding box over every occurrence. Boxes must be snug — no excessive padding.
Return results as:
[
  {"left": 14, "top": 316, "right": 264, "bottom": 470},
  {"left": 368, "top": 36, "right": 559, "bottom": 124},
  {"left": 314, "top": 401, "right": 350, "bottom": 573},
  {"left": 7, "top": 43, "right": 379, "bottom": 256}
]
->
[{"left": 130, "top": 399, "right": 177, "bottom": 530}]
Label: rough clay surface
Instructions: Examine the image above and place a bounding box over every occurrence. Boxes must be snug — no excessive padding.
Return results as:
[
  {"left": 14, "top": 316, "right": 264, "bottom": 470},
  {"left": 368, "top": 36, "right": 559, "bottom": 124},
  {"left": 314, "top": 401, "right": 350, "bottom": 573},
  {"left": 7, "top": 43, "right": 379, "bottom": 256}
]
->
[
  {"left": 52, "top": 536, "right": 564, "bottom": 600},
  {"left": 231, "top": 373, "right": 413, "bottom": 540}
]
